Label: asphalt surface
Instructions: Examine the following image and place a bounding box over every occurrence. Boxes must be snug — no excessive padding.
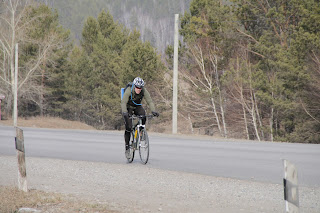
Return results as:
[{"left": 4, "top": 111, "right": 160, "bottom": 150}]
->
[{"left": 1, "top": 126, "right": 320, "bottom": 187}]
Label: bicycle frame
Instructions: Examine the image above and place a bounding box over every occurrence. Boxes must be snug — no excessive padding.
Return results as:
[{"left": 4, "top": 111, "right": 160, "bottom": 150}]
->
[
  {"left": 132, "top": 117, "right": 145, "bottom": 150},
  {"left": 127, "top": 115, "right": 154, "bottom": 164}
]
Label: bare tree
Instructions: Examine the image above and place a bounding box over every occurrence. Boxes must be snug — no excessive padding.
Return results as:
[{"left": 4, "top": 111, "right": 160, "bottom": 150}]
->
[
  {"left": 301, "top": 51, "right": 320, "bottom": 124},
  {"left": 0, "top": 1, "right": 30, "bottom": 117},
  {"left": 181, "top": 41, "right": 227, "bottom": 137},
  {"left": 226, "top": 50, "right": 266, "bottom": 141},
  {"left": 0, "top": 0, "right": 68, "bottom": 117}
]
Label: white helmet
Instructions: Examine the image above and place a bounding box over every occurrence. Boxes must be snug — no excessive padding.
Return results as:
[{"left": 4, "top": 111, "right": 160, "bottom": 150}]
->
[{"left": 133, "top": 77, "right": 145, "bottom": 88}]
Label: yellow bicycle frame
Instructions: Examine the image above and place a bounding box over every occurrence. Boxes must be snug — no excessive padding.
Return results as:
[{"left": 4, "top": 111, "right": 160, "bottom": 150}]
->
[{"left": 134, "top": 129, "right": 138, "bottom": 139}]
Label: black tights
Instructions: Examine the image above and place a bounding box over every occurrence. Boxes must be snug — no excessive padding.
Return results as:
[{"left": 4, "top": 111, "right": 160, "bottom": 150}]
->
[{"left": 123, "top": 106, "right": 146, "bottom": 146}]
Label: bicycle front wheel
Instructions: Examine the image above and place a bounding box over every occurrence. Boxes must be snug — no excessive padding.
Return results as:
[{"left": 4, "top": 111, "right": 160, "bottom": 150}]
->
[{"left": 139, "top": 129, "right": 149, "bottom": 164}]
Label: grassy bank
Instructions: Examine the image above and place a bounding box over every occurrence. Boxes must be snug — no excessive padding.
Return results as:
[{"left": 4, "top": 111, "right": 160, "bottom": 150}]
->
[{"left": 0, "top": 185, "right": 117, "bottom": 213}]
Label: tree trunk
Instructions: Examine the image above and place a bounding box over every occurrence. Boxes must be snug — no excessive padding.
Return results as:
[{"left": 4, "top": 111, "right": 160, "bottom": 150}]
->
[
  {"left": 248, "top": 64, "right": 260, "bottom": 141},
  {"left": 253, "top": 92, "right": 264, "bottom": 140},
  {"left": 250, "top": 90, "right": 261, "bottom": 141},
  {"left": 212, "top": 51, "right": 227, "bottom": 137},
  {"left": 2, "top": 44, "right": 6, "bottom": 80},
  {"left": 215, "top": 67, "right": 227, "bottom": 137},
  {"left": 270, "top": 107, "right": 274, "bottom": 142},
  {"left": 242, "top": 103, "right": 250, "bottom": 140},
  {"left": 251, "top": 100, "right": 261, "bottom": 141},
  {"left": 211, "top": 96, "right": 222, "bottom": 136},
  {"left": 240, "top": 82, "right": 249, "bottom": 139},
  {"left": 188, "top": 113, "right": 194, "bottom": 134},
  {"left": 40, "top": 55, "right": 46, "bottom": 117},
  {"left": 219, "top": 90, "right": 227, "bottom": 137}
]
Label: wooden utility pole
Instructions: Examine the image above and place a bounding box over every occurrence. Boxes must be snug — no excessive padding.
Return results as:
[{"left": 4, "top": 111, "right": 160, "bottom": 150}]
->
[
  {"left": 16, "top": 127, "right": 27, "bottom": 192},
  {"left": 13, "top": 43, "right": 27, "bottom": 192},
  {"left": 172, "top": 14, "right": 179, "bottom": 134},
  {"left": 13, "top": 43, "right": 18, "bottom": 127},
  {"left": 283, "top": 160, "right": 299, "bottom": 213}
]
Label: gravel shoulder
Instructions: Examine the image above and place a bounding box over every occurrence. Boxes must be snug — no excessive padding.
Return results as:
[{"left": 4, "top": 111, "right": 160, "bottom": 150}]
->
[{"left": 1, "top": 155, "right": 319, "bottom": 213}]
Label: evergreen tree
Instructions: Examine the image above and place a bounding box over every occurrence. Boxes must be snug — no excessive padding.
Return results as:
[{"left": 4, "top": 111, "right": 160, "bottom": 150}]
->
[
  {"left": 174, "top": 0, "right": 320, "bottom": 142},
  {"left": 81, "top": 16, "right": 100, "bottom": 54},
  {"left": 64, "top": 10, "right": 164, "bottom": 129},
  {"left": 0, "top": 2, "right": 71, "bottom": 118},
  {"left": 179, "top": 0, "right": 238, "bottom": 137},
  {"left": 232, "top": 0, "right": 320, "bottom": 142},
  {"left": 62, "top": 47, "right": 95, "bottom": 122}
]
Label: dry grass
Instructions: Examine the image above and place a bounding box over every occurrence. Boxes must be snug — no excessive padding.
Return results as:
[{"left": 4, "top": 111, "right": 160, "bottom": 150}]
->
[
  {"left": 0, "top": 117, "right": 96, "bottom": 130},
  {"left": 0, "top": 185, "right": 61, "bottom": 213},
  {"left": 0, "top": 117, "right": 121, "bottom": 212},
  {"left": 0, "top": 185, "right": 118, "bottom": 213}
]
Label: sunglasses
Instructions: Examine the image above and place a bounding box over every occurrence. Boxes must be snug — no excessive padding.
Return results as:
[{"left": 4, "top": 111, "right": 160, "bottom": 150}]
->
[{"left": 136, "top": 87, "right": 142, "bottom": 89}]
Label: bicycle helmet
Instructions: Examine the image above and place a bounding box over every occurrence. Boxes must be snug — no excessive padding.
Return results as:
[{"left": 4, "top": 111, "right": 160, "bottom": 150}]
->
[{"left": 133, "top": 77, "right": 145, "bottom": 88}]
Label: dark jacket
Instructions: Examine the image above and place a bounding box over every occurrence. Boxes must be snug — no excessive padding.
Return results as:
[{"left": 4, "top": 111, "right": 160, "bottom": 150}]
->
[{"left": 121, "top": 86, "right": 155, "bottom": 113}]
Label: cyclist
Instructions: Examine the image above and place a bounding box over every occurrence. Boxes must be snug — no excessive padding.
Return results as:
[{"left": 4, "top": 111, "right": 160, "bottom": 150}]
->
[{"left": 121, "top": 77, "right": 159, "bottom": 156}]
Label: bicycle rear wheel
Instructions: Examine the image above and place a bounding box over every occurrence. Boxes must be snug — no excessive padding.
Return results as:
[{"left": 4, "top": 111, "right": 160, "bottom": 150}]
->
[
  {"left": 126, "top": 133, "right": 135, "bottom": 163},
  {"left": 139, "top": 129, "right": 149, "bottom": 164}
]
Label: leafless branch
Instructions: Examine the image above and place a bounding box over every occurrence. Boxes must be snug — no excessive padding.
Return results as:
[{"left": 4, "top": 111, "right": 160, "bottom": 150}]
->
[
  {"left": 236, "top": 28, "right": 259, "bottom": 44},
  {"left": 300, "top": 100, "right": 320, "bottom": 124}
]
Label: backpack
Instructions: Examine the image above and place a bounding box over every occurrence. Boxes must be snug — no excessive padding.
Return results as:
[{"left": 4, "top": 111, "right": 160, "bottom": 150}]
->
[{"left": 121, "top": 82, "right": 133, "bottom": 100}]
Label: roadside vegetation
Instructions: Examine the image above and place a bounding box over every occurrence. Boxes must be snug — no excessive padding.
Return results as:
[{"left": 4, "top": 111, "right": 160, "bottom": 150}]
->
[
  {"left": 0, "top": 116, "right": 95, "bottom": 130},
  {"left": 0, "top": 185, "right": 117, "bottom": 213},
  {"left": 0, "top": 0, "right": 319, "bottom": 143}
]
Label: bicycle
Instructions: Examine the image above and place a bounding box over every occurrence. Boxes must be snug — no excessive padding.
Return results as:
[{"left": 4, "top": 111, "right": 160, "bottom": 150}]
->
[{"left": 126, "top": 115, "right": 154, "bottom": 164}]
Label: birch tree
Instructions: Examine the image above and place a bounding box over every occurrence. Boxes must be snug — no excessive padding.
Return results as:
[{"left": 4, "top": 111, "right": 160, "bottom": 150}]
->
[
  {"left": 181, "top": 41, "right": 227, "bottom": 137},
  {"left": 179, "top": 0, "right": 238, "bottom": 137},
  {"left": 0, "top": 0, "right": 27, "bottom": 115},
  {"left": 0, "top": 0, "right": 69, "bottom": 117},
  {"left": 225, "top": 51, "right": 266, "bottom": 141},
  {"left": 232, "top": 0, "right": 320, "bottom": 142}
]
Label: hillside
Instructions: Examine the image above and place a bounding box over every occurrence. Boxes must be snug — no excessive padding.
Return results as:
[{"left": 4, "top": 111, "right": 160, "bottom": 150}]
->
[
  {"left": 39, "top": 0, "right": 192, "bottom": 54},
  {"left": 0, "top": 117, "right": 96, "bottom": 130}
]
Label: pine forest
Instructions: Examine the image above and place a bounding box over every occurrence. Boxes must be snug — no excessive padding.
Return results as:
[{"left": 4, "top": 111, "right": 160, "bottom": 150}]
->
[{"left": 0, "top": 0, "right": 319, "bottom": 143}]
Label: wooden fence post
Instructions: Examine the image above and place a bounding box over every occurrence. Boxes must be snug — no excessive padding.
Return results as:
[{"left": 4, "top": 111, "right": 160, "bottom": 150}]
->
[
  {"left": 15, "top": 127, "right": 28, "bottom": 192},
  {"left": 283, "top": 159, "right": 299, "bottom": 213}
]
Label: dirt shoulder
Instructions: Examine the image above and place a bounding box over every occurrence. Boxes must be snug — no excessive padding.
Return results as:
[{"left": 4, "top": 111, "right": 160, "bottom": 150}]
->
[
  {"left": 0, "top": 185, "right": 119, "bottom": 213},
  {"left": 1, "top": 117, "right": 320, "bottom": 213},
  {"left": 1, "top": 156, "right": 320, "bottom": 213},
  {"left": 0, "top": 117, "right": 96, "bottom": 130}
]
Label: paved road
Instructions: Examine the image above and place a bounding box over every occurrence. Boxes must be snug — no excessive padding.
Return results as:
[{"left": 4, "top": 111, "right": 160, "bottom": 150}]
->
[{"left": 1, "top": 126, "right": 320, "bottom": 187}]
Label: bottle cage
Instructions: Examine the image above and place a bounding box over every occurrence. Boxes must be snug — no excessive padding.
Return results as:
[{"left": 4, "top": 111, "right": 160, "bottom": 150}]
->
[{"left": 131, "top": 86, "right": 142, "bottom": 106}]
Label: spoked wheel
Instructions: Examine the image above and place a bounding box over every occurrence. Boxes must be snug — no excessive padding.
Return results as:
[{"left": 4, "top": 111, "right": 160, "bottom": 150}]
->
[
  {"left": 126, "top": 133, "right": 135, "bottom": 163},
  {"left": 139, "top": 129, "right": 149, "bottom": 164}
]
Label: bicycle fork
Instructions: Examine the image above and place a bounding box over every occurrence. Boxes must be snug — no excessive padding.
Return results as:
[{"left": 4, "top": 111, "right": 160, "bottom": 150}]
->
[
  {"left": 134, "top": 128, "right": 138, "bottom": 149},
  {"left": 134, "top": 124, "right": 145, "bottom": 149}
]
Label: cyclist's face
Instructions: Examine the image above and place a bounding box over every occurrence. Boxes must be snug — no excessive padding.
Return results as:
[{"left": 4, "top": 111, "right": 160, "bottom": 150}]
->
[{"left": 135, "top": 87, "right": 142, "bottom": 94}]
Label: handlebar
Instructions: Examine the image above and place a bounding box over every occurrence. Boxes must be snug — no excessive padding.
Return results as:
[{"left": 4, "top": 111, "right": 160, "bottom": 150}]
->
[{"left": 129, "top": 115, "right": 156, "bottom": 120}]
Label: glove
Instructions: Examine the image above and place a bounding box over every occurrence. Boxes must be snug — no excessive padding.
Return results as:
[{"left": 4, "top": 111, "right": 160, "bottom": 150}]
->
[
  {"left": 152, "top": 111, "right": 159, "bottom": 117},
  {"left": 122, "top": 112, "right": 129, "bottom": 119}
]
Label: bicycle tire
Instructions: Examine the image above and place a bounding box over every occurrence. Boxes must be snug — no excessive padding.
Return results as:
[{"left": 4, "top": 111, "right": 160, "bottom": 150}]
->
[
  {"left": 139, "top": 129, "right": 149, "bottom": 164},
  {"left": 126, "top": 132, "right": 135, "bottom": 163}
]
